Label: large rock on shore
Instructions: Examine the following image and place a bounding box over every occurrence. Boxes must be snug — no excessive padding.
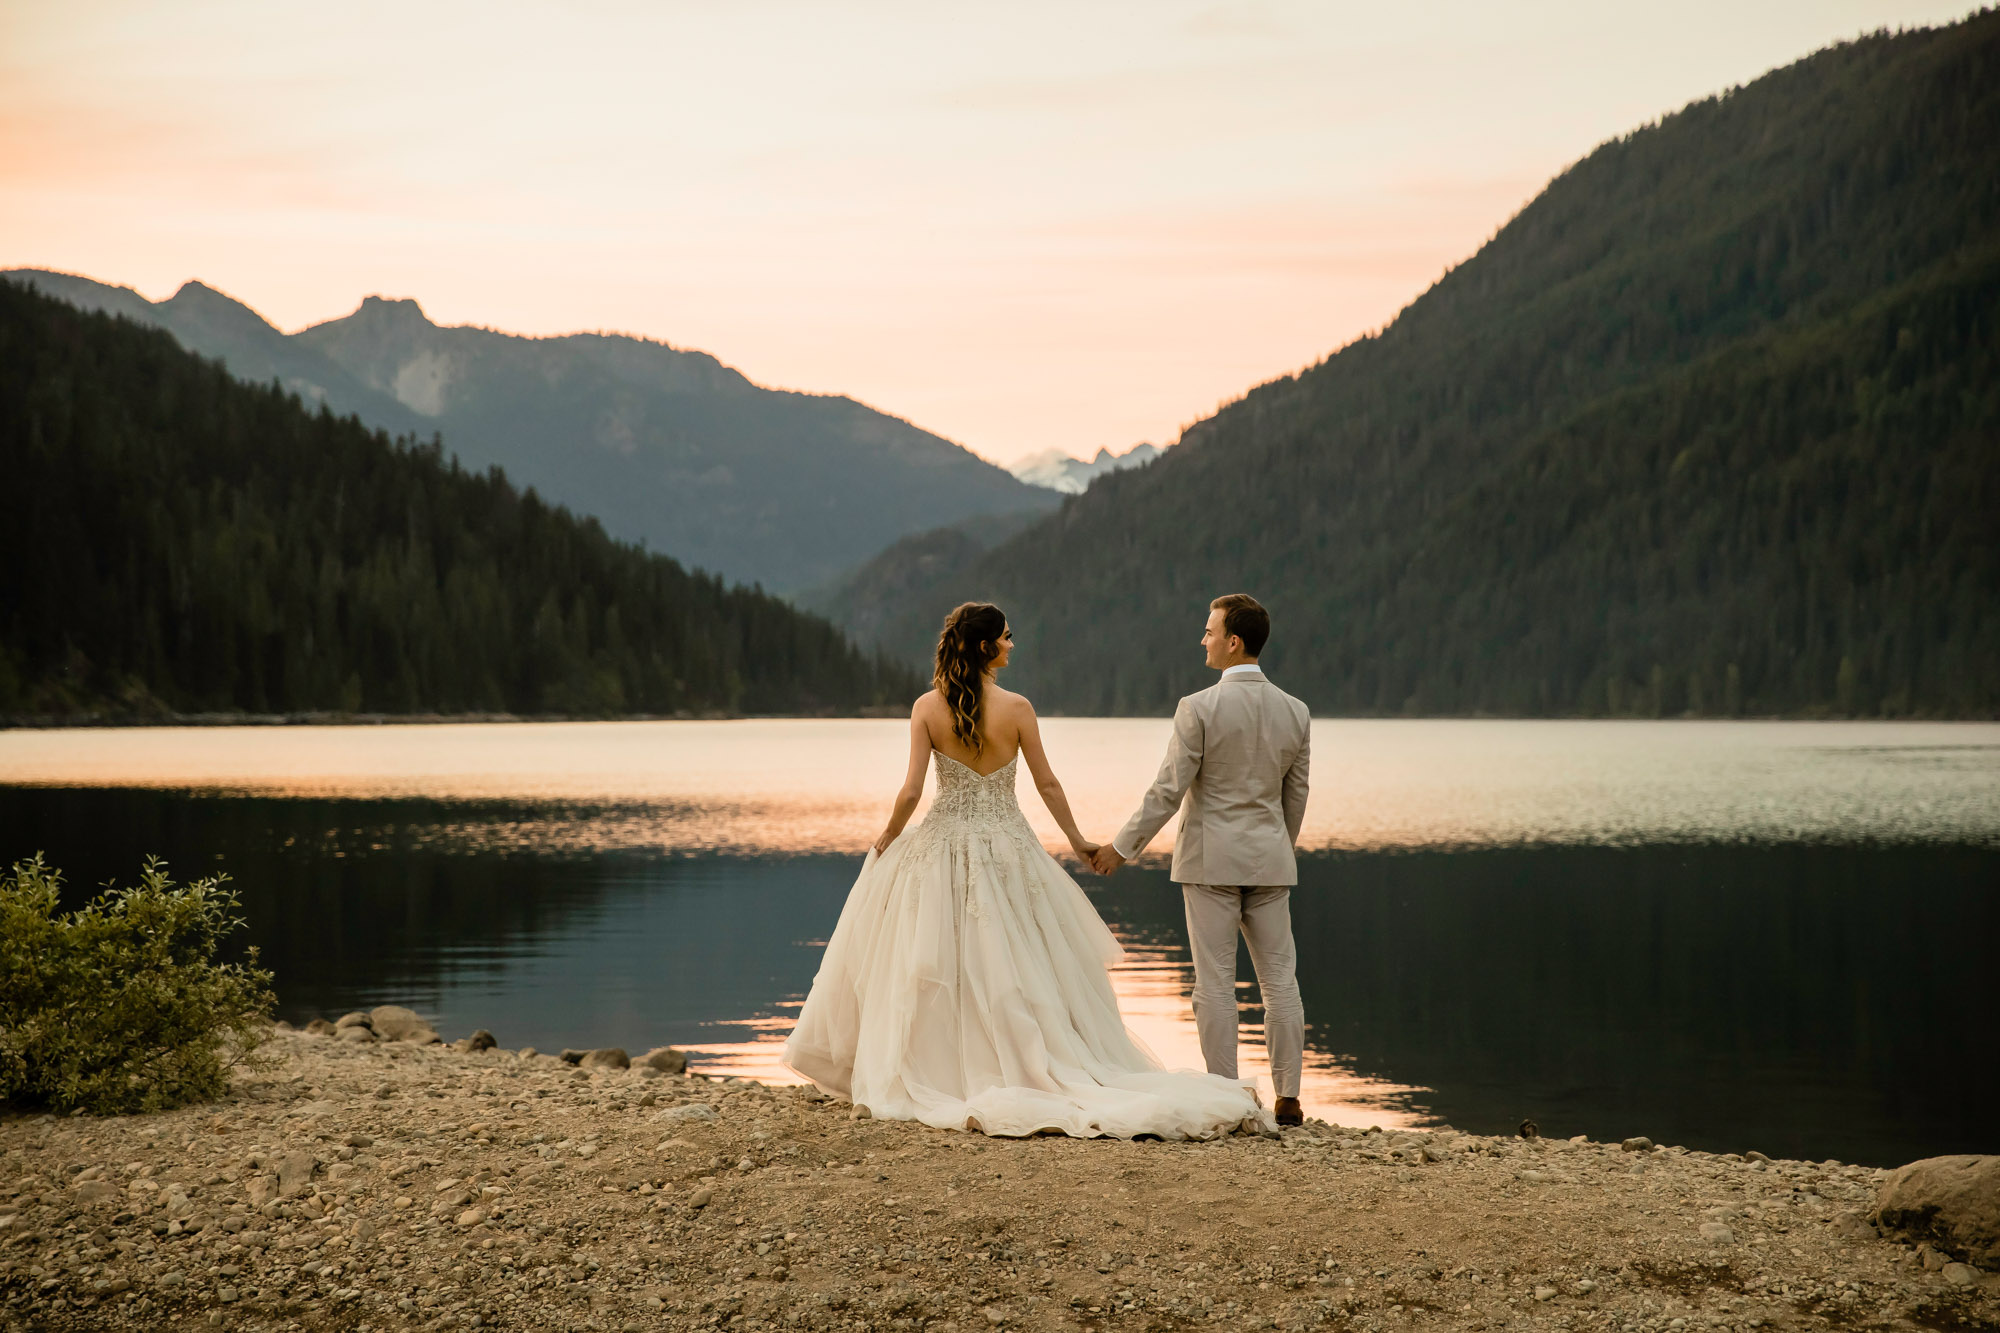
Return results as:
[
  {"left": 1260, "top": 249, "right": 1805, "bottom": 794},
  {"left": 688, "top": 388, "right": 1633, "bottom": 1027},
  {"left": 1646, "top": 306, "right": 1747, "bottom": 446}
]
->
[
  {"left": 269, "top": 1150, "right": 317, "bottom": 1200},
  {"left": 1875, "top": 1155, "right": 2000, "bottom": 1266},
  {"left": 370, "top": 1005, "right": 442, "bottom": 1044},
  {"left": 642, "top": 1046, "right": 689, "bottom": 1075}
]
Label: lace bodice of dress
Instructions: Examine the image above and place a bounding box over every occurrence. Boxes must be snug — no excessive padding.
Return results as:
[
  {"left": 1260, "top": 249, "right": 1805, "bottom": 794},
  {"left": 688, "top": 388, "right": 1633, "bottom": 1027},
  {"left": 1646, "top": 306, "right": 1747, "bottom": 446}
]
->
[{"left": 923, "top": 752, "right": 1024, "bottom": 833}]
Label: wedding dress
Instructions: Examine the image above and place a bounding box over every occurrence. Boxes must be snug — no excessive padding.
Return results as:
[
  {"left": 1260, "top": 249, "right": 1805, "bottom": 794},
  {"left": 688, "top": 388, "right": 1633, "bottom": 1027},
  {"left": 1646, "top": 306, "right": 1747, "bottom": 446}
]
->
[{"left": 783, "top": 751, "right": 1271, "bottom": 1139}]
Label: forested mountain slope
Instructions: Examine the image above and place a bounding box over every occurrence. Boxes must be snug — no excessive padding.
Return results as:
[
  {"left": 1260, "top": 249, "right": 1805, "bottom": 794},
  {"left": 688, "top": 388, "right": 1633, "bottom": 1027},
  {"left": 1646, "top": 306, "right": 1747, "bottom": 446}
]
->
[
  {"left": 0, "top": 280, "right": 917, "bottom": 718},
  {"left": 797, "top": 509, "right": 1045, "bottom": 653},
  {"left": 838, "top": 14, "right": 2000, "bottom": 717},
  {"left": 4, "top": 271, "right": 1056, "bottom": 593}
]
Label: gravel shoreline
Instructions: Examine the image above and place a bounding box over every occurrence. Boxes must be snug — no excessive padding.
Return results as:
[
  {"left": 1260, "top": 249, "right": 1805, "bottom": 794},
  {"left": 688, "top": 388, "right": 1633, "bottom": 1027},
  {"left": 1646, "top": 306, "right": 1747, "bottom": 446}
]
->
[{"left": 1, "top": 1025, "right": 1992, "bottom": 1333}]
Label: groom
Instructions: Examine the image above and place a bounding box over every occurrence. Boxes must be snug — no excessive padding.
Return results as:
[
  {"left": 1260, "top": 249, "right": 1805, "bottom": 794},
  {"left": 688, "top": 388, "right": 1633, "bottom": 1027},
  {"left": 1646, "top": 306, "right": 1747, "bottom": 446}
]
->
[{"left": 1091, "top": 594, "right": 1311, "bottom": 1127}]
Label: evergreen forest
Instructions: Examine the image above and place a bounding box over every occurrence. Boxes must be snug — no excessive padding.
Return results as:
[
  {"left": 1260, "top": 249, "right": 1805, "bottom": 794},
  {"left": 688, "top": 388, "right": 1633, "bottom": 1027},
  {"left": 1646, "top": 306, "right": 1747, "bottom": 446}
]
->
[
  {"left": 824, "top": 13, "right": 2000, "bottom": 718},
  {"left": 0, "top": 281, "right": 918, "bottom": 718}
]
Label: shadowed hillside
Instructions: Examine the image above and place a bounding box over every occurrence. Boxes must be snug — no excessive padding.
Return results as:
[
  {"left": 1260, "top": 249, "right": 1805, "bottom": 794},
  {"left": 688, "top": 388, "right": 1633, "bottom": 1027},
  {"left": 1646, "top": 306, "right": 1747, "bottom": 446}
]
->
[
  {"left": 796, "top": 509, "right": 1045, "bottom": 653},
  {"left": 0, "top": 280, "right": 918, "bottom": 719},
  {"left": 828, "top": 14, "right": 2000, "bottom": 718}
]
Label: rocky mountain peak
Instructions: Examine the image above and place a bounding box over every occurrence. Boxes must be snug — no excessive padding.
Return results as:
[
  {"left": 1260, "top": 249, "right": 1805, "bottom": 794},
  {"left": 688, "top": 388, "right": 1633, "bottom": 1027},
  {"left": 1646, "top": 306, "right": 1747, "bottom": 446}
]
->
[
  {"left": 352, "top": 295, "right": 434, "bottom": 327},
  {"left": 1009, "top": 442, "right": 1159, "bottom": 494},
  {"left": 163, "top": 280, "right": 280, "bottom": 335}
]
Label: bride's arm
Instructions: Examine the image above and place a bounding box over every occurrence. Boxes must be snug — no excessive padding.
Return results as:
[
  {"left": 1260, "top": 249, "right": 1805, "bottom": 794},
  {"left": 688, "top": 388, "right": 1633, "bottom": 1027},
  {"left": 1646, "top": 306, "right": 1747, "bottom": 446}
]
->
[
  {"left": 873, "top": 703, "right": 932, "bottom": 854},
  {"left": 1016, "top": 702, "right": 1097, "bottom": 860}
]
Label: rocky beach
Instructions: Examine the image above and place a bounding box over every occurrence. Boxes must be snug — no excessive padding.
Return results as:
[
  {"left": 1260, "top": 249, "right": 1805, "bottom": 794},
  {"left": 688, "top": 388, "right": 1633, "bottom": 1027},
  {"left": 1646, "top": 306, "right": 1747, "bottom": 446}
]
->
[{"left": 1, "top": 1016, "right": 1992, "bottom": 1333}]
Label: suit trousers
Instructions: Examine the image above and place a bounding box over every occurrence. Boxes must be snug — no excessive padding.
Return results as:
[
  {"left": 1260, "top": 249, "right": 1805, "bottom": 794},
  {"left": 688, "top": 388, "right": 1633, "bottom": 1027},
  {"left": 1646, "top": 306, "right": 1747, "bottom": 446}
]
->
[{"left": 1181, "top": 884, "right": 1304, "bottom": 1099}]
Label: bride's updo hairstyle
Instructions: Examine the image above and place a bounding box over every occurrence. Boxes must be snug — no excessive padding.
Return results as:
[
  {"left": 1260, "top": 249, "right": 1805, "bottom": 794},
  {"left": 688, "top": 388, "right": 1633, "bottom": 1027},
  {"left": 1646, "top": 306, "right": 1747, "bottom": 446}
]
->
[{"left": 934, "top": 602, "right": 1007, "bottom": 755}]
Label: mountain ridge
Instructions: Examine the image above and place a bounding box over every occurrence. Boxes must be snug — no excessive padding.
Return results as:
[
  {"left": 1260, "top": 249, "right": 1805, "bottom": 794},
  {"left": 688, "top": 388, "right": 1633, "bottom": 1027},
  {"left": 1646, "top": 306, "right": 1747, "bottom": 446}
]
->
[
  {"left": 6, "top": 270, "right": 429, "bottom": 436},
  {"left": 3, "top": 269, "right": 1057, "bottom": 592}
]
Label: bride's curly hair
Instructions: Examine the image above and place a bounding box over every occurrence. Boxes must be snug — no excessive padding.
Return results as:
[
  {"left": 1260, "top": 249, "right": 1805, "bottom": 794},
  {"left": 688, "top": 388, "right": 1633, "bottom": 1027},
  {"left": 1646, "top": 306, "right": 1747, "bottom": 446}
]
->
[{"left": 933, "top": 602, "right": 1007, "bottom": 755}]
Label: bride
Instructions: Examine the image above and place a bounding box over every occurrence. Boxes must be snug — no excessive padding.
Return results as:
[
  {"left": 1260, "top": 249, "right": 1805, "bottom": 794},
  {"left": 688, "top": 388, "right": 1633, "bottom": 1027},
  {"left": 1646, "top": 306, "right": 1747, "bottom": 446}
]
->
[{"left": 783, "top": 601, "right": 1271, "bottom": 1139}]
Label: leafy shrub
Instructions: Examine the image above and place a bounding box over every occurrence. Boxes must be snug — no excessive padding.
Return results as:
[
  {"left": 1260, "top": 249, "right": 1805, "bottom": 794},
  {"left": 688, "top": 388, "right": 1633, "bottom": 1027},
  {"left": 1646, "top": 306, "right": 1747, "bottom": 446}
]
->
[{"left": 0, "top": 855, "right": 275, "bottom": 1114}]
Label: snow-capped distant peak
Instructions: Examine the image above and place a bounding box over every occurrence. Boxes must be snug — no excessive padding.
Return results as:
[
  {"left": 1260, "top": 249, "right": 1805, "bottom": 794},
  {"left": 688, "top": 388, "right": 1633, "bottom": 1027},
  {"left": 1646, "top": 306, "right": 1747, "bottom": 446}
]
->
[{"left": 1010, "top": 442, "right": 1160, "bottom": 494}]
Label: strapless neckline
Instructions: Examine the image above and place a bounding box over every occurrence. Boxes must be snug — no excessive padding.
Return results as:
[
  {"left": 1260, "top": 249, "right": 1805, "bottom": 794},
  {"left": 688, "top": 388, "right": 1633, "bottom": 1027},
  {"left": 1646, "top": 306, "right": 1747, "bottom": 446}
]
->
[{"left": 934, "top": 751, "right": 1018, "bottom": 781}]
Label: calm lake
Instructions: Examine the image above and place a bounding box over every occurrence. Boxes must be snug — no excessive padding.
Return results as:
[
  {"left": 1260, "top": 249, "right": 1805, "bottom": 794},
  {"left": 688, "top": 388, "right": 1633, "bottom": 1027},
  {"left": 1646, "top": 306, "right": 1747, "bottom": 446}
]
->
[{"left": 2, "top": 718, "right": 1996, "bottom": 1167}]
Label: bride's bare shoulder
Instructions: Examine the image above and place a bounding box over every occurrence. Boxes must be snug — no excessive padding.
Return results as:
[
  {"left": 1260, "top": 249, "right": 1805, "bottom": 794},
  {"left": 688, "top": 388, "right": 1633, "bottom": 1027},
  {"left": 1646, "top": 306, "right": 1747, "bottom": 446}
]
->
[
  {"left": 912, "top": 689, "right": 947, "bottom": 718},
  {"left": 986, "top": 684, "right": 1036, "bottom": 717}
]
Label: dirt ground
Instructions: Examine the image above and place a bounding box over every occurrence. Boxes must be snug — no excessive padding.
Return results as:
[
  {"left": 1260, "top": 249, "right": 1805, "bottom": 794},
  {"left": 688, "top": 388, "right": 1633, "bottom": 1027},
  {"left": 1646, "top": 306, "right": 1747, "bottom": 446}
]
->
[{"left": 1, "top": 1027, "right": 1993, "bottom": 1333}]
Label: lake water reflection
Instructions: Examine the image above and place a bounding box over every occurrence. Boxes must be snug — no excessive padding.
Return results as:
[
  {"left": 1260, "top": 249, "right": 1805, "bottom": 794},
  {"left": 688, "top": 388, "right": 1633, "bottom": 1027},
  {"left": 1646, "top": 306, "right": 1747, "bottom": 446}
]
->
[{"left": 2, "top": 719, "right": 1995, "bottom": 1164}]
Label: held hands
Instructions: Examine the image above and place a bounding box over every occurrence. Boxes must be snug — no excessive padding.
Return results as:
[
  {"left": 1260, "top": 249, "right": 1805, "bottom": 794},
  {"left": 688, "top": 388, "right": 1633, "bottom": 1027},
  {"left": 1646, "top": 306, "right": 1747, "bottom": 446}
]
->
[{"left": 1060, "top": 838, "right": 1127, "bottom": 876}]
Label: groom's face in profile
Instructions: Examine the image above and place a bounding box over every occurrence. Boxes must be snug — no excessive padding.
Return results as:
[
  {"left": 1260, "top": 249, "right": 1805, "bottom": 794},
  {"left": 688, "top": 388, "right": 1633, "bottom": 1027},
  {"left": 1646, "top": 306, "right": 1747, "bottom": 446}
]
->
[{"left": 1202, "top": 609, "right": 1246, "bottom": 670}]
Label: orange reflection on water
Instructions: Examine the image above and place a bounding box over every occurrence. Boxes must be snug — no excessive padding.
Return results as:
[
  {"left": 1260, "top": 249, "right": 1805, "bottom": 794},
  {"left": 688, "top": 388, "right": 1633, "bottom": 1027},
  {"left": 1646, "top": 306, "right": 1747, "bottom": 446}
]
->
[
  {"left": 676, "top": 937, "right": 1428, "bottom": 1129},
  {"left": 675, "top": 1012, "right": 805, "bottom": 1083},
  {"left": 1104, "top": 936, "right": 1426, "bottom": 1128},
  {"left": 4, "top": 717, "right": 1995, "bottom": 853}
]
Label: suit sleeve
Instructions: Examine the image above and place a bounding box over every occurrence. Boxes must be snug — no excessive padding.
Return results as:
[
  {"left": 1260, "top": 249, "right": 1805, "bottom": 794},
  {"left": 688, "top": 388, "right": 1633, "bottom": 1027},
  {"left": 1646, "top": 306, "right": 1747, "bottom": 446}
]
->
[
  {"left": 1111, "top": 697, "right": 1204, "bottom": 860},
  {"left": 1281, "top": 708, "right": 1310, "bottom": 846}
]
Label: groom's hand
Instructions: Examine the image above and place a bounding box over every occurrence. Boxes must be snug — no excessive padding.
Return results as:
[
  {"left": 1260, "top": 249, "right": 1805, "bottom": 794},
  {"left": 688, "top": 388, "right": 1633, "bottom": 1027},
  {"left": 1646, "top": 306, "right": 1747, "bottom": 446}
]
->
[{"left": 1092, "top": 847, "right": 1126, "bottom": 876}]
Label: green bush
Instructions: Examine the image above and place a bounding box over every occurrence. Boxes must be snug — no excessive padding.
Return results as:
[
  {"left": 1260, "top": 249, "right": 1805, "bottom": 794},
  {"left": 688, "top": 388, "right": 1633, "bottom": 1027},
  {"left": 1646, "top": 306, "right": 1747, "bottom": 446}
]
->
[{"left": 0, "top": 855, "right": 275, "bottom": 1114}]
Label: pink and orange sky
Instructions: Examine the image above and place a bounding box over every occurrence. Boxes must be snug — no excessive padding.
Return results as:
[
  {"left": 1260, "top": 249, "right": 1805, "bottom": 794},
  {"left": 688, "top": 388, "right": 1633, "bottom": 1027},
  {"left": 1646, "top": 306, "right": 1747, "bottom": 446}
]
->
[{"left": 1, "top": 0, "right": 1974, "bottom": 465}]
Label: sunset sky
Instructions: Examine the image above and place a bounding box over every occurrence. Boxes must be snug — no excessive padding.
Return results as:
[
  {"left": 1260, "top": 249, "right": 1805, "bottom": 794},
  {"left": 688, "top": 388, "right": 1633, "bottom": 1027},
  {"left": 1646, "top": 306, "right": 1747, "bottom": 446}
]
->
[{"left": 1, "top": 0, "right": 1974, "bottom": 465}]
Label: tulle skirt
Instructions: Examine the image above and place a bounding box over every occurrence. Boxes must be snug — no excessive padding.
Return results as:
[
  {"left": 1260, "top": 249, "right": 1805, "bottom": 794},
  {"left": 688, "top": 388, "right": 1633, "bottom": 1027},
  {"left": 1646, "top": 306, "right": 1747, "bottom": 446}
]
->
[{"left": 783, "top": 819, "right": 1270, "bottom": 1139}]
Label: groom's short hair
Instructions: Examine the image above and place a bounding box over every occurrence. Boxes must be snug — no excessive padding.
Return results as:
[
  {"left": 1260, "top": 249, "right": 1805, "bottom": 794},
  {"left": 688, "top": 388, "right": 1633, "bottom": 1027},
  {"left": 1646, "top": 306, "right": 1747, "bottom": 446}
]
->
[{"left": 1210, "top": 593, "right": 1270, "bottom": 656}]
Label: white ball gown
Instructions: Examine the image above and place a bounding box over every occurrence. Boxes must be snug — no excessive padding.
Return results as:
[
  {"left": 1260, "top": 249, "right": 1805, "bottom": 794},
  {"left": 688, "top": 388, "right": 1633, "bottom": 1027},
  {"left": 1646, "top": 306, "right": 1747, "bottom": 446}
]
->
[{"left": 783, "top": 750, "right": 1272, "bottom": 1139}]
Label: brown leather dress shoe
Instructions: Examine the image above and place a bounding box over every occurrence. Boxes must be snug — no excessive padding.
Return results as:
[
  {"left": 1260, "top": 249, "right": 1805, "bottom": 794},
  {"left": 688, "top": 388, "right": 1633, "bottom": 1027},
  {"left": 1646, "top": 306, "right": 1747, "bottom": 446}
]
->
[{"left": 1274, "top": 1096, "right": 1303, "bottom": 1126}]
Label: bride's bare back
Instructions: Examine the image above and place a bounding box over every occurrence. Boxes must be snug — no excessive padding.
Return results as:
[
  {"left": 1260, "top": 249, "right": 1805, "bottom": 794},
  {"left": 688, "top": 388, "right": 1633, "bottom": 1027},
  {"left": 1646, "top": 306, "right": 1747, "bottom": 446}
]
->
[
  {"left": 918, "top": 682, "right": 1026, "bottom": 775},
  {"left": 872, "top": 682, "right": 1098, "bottom": 860}
]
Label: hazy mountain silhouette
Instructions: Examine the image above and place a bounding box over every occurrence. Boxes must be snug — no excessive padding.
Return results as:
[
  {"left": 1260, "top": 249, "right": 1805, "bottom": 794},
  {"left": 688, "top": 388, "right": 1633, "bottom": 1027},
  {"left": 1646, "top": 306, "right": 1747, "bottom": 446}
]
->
[
  {"left": 818, "top": 13, "right": 2000, "bottom": 718},
  {"left": 4, "top": 271, "right": 1056, "bottom": 593}
]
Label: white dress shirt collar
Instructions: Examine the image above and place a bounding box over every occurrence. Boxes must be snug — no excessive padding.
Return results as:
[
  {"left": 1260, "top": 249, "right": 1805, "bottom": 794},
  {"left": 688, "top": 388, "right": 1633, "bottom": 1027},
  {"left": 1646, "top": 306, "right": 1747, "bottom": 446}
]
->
[{"left": 1220, "top": 663, "right": 1265, "bottom": 681}]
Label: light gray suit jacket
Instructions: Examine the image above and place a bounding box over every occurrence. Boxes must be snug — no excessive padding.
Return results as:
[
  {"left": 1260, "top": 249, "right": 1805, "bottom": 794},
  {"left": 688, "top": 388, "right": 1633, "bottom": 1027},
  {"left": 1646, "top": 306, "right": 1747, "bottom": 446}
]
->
[{"left": 1111, "top": 668, "right": 1311, "bottom": 886}]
